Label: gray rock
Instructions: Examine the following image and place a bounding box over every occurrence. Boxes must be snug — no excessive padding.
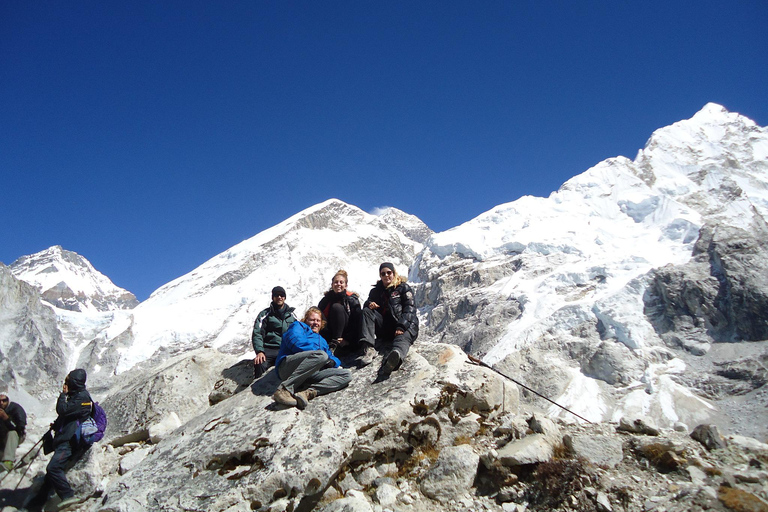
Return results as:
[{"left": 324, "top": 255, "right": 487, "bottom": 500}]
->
[
  {"left": 691, "top": 424, "right": 728, "bottom": 450},
  {"left": 617, "top": 417, "right": 660, "bottom": 436},
  {"left": 419, "top": 445, "right": 480, "bottom": 503},
  {"left": 498, "top": 433, "right": 554, "bottom": 466},
  {"left": 564, "top": 434, "right": 624, "bottom": 468}
]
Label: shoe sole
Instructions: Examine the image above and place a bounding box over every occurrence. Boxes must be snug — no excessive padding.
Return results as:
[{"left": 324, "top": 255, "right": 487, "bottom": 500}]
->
[
  {"left": 382, "top": 351, "right": 401, "bottom": 373},
  {"left": 295, "top": 394, "right": 308, "bottom": 410}
]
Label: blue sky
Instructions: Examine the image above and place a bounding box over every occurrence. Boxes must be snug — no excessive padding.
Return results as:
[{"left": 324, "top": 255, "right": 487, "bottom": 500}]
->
[{"left": 2, "top": 1, "right": 766, "bottom": 301}]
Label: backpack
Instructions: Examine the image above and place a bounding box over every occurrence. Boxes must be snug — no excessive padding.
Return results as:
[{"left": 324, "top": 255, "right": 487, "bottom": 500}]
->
[{"left": 79, "top": 401, "right": 107, "bottom": 445}]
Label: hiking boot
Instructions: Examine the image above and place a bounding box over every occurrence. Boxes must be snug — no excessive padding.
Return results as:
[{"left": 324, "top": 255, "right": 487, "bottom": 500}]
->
[
  {"left": 381, "top": 350, "right": 401, "bottom": 374},
  {"left": 57, "top": 496, "right": 80, "bottom": 510},
  {"left": 272, "top": 386, "right": 297, "bottom": 407},
  {"left": 294, "top": 388, "right": 318, "bottom": 410},
  {"left": 1, "top": 460, "right": 13, "bottom": 472},
  {"left": 358, "top": 345, "right": 377, "bottom": 367}
]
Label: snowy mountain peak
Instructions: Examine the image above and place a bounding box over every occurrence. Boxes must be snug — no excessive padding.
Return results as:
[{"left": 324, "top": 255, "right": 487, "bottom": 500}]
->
[{"left": 10, "top": 245, "right": 139, "bottom": 313}]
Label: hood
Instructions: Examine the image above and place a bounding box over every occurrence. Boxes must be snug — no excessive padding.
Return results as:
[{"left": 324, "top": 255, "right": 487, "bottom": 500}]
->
[{"left": 66, "top": 368, "right": 87, "bottom": 392}]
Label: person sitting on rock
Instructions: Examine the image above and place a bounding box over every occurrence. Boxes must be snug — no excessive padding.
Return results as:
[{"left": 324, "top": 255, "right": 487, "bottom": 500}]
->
[
  {"left": 252, "top": 286, "right": 297, "bottom": 379},
  {"left": 26, "top": 369, "right": 93, "bottom": 511},
  {"left": 317, "top": 269, "right": 362, "bottom": 354},
  {"left": 272, "top": 307, "right": 352, "bottom": 409},
  {"left": 0, "top": 393, "right": 26, "bottom": 472},
  {"left": 358, "top": 262, "right": 419, "bottom": 374}
]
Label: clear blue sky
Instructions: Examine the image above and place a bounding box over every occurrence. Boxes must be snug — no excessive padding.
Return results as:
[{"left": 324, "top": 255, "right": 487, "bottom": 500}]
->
[{"left": 2, "top": 2, "right": 766, "bottom": 301}]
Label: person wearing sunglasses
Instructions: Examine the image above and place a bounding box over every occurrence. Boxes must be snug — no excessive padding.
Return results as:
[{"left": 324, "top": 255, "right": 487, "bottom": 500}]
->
[
  {"left": 251, "top": 286, "right": 298, "bottom": 379},
  {"left": 0, "top": 393, "right": 26, "bottom": 472},
  {"left": 357, "top": 262, "right": 419, "bottom": 374}
]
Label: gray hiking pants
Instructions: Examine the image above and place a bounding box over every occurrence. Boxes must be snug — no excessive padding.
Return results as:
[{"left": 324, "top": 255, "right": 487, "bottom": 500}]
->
[
  {"left": 360, "top": 307, "right": 416, "bottom": 361},
  {"left": 277, "top": 350, "right": 351, "bottom": 395},
  {"left": 2, "top": 431, "right": 22, "bottom": 462}
]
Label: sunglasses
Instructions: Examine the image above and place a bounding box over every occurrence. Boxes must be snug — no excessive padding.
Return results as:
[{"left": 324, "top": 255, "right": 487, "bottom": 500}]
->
[
  {"left": 380, "top": 270, "right": 393, "bottom": 276},
  {"left": 273, "top": 293, "right": 286, "bottom": 298},
  {"left": 0, "top": 398, "right": 8, "bottom": 403}
]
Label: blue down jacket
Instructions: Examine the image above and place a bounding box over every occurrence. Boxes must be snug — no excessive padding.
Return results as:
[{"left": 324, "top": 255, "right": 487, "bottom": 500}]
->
[{"left": 275, "top": 321, "right": 341, "bottom": 370}]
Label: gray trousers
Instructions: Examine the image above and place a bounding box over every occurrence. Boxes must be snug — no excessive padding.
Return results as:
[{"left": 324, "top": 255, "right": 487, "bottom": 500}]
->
[
  {"left": 360, "top": 307, "right": 416, "bottom": 360},
  {"left": 277, "top": 350, "right": 351, "bottom": 395},
  {"left": 2, "top": 431, "right": 22, "bottom": 461}
]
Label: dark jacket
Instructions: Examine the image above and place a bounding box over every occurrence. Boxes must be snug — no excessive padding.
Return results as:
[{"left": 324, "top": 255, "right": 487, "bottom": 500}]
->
[
  {"left": 52, "top": 369, "right": 93, "bottom": 448},
  {"left": 318, "top": 290, "right": 361, "bottom": 321},
  {"left": 251, "top": 303, "right": 297, "bottom": 353},
  {"left": 364, "top": 280, "right": 419, "bottom": 336},
  {"left": 2, "top": 402, "right": 26, "bottom": 437}
]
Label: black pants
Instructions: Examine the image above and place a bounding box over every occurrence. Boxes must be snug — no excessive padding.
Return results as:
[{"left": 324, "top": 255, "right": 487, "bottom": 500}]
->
[
  {"left": 321, "top": 303, "right": 362, "bottom": 345},
  {"left": 254, "top": 346, "right": 280, "bottom": 378},
  {"left": 27, "top": 440, "right": 88, "bottom": 508},
  {"left": 360, "top": 307, "right": 416, "bottom": 362}
]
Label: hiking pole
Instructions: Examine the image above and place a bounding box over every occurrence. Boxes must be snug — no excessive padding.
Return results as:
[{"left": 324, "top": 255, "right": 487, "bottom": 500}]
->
[
  {"left": 13, "top": 437, "right": 46, "bottom": 491},
  {"left": 0, "top": 434, "right": 45, "bottom": 485},
  {"left": 467, "top": 354, "right": 594, "bottom": 425}
]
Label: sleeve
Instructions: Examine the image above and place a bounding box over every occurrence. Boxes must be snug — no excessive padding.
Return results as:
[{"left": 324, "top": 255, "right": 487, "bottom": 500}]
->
[
  {"left": 363, "top": 286, "right": 377, "bottom": 309},
  {"left": 251, "top": 309, "right": 267, "bottom": 353},
  {"left": 396, "top": 284, "right": 418, "bottom": 332},
  {"left": 56, "top": 391, "right": 92, "bottom": 423}
]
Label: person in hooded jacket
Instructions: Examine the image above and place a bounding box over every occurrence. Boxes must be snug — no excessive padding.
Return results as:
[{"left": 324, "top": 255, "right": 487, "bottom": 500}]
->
[
  {"left": 252, "top": 286, "right": 298, "bottom": 378},
  {"left": 272, "top": 307, "right": 352, "bottom": 410},
  {"left": 358, "top": 262, "right": 419, "bottom": 374},
  {"left": 317, "top": 269, "right": 362, "bottom": 354},
  {"left": 26, "top": 369, "right": 93, "bottom": 511}
]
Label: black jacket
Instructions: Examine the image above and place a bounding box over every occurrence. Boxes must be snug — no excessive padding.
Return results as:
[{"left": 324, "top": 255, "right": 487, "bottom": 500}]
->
[
  {"left": 2, "top": 402, "right": 26, "bottom": 437},
  {"left": 364, "top": 281, "right": 419, "bottom": 336},
  {"left": 318, "top": 290, "right": 361, "bottom": 319},
  {"left": 52, "top": 369, "right": 93, "bottom": 447}
]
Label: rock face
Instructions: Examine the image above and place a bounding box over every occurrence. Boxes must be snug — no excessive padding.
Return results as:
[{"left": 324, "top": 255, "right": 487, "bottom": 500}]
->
[
  {"left": 0, "top": 264, "right": 67, "bottom": 406},
  {"left": 85, "top": 343, "right": 518, "bottom": 511},
  {"left": 9, "top": 344, "right": 768, "bottom": 512}
]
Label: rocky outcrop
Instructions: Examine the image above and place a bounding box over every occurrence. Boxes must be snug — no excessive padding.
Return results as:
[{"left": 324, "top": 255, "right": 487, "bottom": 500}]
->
[
  {"left": 0, "top": 264, "right": 67, "bottom": 403},
  {"left": 646, "top": 218, "right": 768, "bottom": 347},
  {"left": 8, "top": 343, "right": 768, "bottom": 512}
]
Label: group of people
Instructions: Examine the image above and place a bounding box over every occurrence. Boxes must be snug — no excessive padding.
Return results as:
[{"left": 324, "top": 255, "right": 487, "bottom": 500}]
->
[
  {"left": 1, "top": 369, "right": 98, "bottom": 511},
  {"left": 251, "top": 262, "right": 419, "bottom": 409}
]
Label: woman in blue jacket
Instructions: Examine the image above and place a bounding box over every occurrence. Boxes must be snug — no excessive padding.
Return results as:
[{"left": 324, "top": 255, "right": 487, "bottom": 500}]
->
[{"left": 272, "top": 307, "right": 352, "bottom": 410}]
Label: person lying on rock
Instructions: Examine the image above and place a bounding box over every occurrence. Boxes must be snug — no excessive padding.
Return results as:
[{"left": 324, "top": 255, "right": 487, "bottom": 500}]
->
[
  {"left": 317, "top": 269, "right": 362, "bottom": 354},
  {"left": 357, "top": 262, "right": 419, "bottom": 375},
  {"left": 272, "top": 307, "right": 352, "bottom": 409}
]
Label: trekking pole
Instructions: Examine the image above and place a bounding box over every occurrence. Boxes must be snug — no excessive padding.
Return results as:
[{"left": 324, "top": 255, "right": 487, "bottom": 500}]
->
[
  {"left": 13, "top": 437, "right": 45, "bottom": 491},
  {"left": 467, "top": 354, "right": 594, "bottom": 425},
  {"left": 0, "top": 434, "right": 45, "bottom": 485}
]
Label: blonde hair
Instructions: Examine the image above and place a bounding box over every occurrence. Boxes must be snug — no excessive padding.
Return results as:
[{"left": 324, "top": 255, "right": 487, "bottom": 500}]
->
[
  {"left": 302, "top": 306, "right": 326, "bottom": 330},
  {"left": 377, "top": 268, "right": 407, "bottom": 289}
]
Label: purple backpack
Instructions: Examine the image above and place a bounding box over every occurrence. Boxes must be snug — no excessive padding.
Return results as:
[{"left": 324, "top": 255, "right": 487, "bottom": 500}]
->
[{"left": 80, "top": 401, "right": 107, "bottom": 444}]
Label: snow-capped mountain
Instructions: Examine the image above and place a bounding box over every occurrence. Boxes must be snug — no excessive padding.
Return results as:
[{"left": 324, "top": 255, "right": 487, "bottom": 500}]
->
[
  {"left": 416, "top": 103, "right": 768, "bottom": 435},
  {"left": 4, "top": 103, "right": 766, "bottom": 440},
  {"left": 75, "top": 200, "right": 431, "bottom": 384},
  {"left": 10, "top": 245, "right": 139, "bottom": 313}
]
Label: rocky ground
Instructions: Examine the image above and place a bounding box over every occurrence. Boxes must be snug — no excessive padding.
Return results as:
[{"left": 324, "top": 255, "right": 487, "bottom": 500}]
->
[{"left": 0, "top": 343, "right": 766, "bottom": 512}]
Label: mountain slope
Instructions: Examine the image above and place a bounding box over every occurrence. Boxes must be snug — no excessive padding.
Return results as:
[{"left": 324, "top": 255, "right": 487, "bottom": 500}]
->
[
  {"left": 415, "top": 103, "right": 768, "bottom": 436},
  {"left": 79, "top": 199, "right": 430, "bottom": 383}
]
